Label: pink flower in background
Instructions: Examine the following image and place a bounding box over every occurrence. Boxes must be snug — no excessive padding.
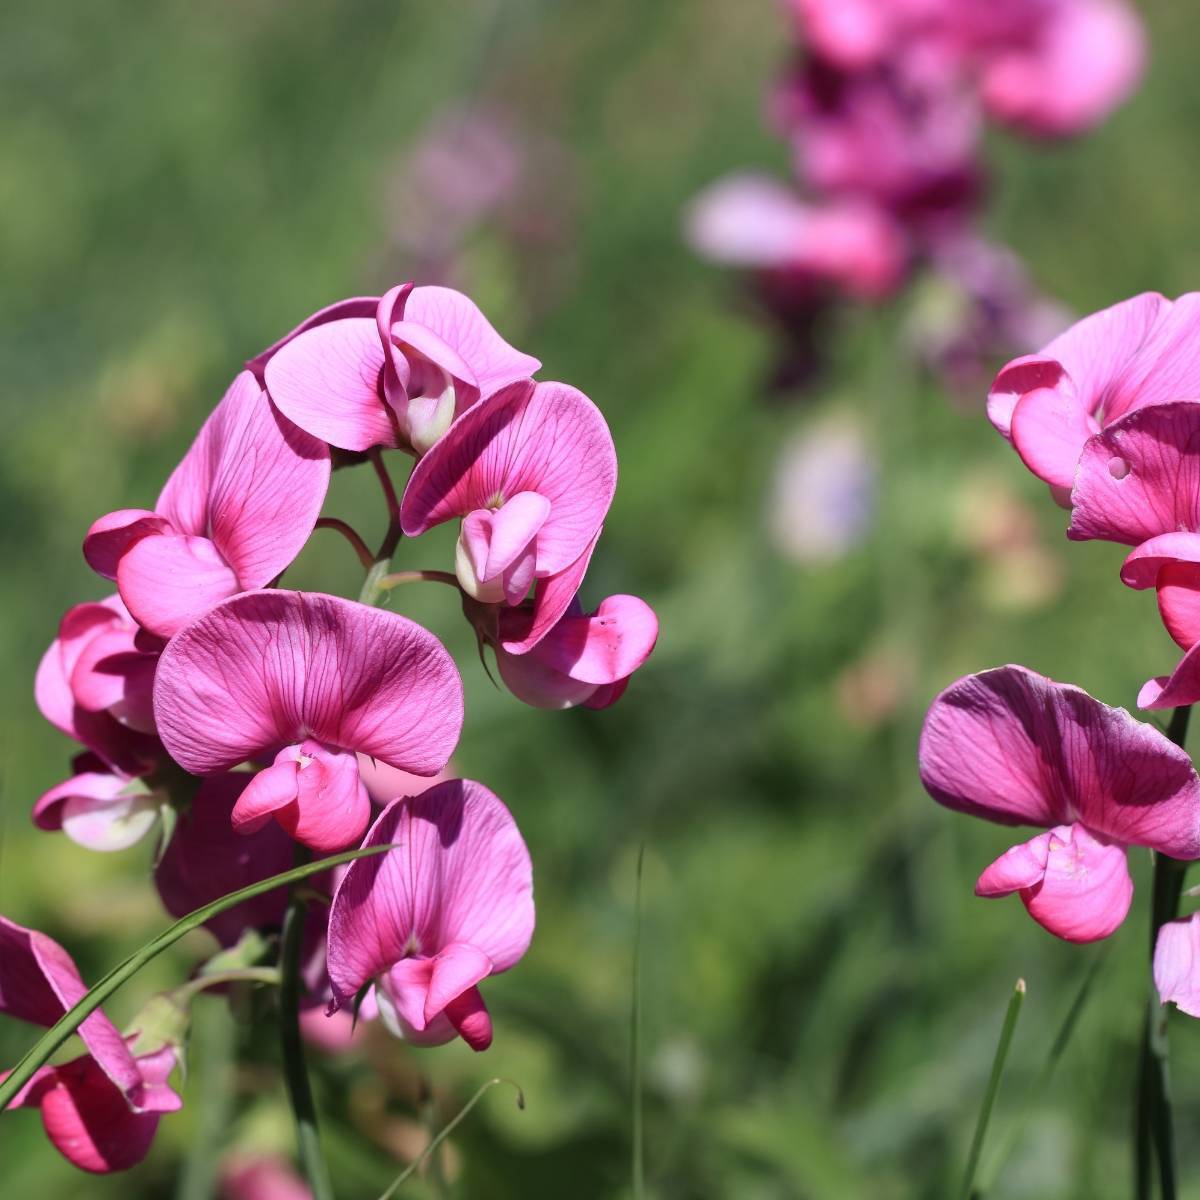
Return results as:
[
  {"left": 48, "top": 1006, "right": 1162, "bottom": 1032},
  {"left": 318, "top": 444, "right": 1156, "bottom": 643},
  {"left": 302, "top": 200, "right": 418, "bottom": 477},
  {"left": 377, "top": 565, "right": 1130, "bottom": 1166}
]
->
[
  {"left": 263, "top": 285, "right": 539, "bottom": 455},
  {"left": 36, "top": 596, "right": 161, "bottom": 776},
  {"left": 153, "top": 591, "right": 463, "bottom": 852},
  {"left": 918, "top": 665, "right": 1200, "bottom": 941},
  {"left": 979, "top": 0, "right": 1145, "bottom": 136},
  {"left": 84, "top": 371, "right": 331, "bottom": 638},
  {"left": 33, "top": 752, "right": 161, "bottom": 852},
  {"left": 685, "top": 175, "right": 907, "bottom": 299},
  {"left": 988, "top": 293, "right": 1200, "bottom": 493},
  {"left": 1154, "top": 914, "right": 1200, "bottom": 1019},
  {"left": 401, "top": 380, "right": 617, "bottom": 604},
  {"left": 327, "top": 781, "right": 533, "bottom": 1052},
  {"left": 220, "top": 1153, "right": 313, "bottom": 1200},
  {"left": 154, "top": 775, "right": 297, "bottom": 947},
  {"left": 0, "top": 917, "right": 180, "bottom": 1172}
]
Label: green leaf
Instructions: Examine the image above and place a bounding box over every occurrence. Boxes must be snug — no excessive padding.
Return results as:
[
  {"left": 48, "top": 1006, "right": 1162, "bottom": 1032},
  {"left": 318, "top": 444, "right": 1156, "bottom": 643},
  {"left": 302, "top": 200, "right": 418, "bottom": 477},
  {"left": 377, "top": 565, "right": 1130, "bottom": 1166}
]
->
[{"left": 0, "top": 840, "right": 399, "bottom": 1112}]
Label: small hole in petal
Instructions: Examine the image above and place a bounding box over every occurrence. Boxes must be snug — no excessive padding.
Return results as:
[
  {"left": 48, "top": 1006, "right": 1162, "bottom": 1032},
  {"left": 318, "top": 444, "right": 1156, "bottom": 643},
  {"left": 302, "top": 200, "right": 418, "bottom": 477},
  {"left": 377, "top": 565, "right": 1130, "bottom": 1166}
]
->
[{"left": 1108, "top": 456, "right": 1130, "bottom": 480}]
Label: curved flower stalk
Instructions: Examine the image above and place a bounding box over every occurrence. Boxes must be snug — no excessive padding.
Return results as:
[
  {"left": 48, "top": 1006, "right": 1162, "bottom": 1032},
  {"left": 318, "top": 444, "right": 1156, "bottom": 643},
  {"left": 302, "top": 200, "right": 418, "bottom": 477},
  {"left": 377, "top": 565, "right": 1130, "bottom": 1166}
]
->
[
  {"left": 84, "top": 371, "right": 331, "bottom": 638},
  {"left": 919, "top": 665, "right": 1200, "bottom": 941},
  {"left": 327, "top": 781, "right": 534, "bottom": 1052}
]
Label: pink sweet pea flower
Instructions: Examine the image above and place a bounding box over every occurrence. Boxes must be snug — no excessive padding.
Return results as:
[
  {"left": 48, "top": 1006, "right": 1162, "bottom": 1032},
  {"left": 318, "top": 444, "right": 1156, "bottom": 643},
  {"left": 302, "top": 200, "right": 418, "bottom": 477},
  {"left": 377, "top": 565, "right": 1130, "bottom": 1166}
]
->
[
  {"left": 979, "top": 0, "right": 1145, "bottom": 137},
  {"left": 153, "top": 591, "right": 463, "bottom": 853},
  {"left": 0, "top": 917, "right": 181, "bottom": 1172},
  {"left": 401, "top": 380, "right": 616, "bottom": 605},
  {"left": 326, "top": 781, "right": 533, "bottom": 1052},
  {"left": 918, "top": 665, "right": 1200, "bottom": 942},
  {"left": 83, "top": 371, "right": 330, "bottom": 639},
  {"left": 154, "top": 774, "right": 297, "bottom": 948},
  {"left": 220, "top": 1153, "right": 314, "bottom": 1200},
  {"left": 262, "top": 285, "right": 539, "bottom": 455},
  {"left": 987, "top": 293, "right": 1200, "bottom": 494},
  {"left": 36, "top": 596, "right": 161, "bottom": 776},
  {"left": 685, "top": 174, "right": 907, "bottom": 300},
  {"left": 34, "top": 753, "right": 161, "bottom": 852},
  {"left": 1155, "top": 914, "right": 1200, "bottom": 1019}
]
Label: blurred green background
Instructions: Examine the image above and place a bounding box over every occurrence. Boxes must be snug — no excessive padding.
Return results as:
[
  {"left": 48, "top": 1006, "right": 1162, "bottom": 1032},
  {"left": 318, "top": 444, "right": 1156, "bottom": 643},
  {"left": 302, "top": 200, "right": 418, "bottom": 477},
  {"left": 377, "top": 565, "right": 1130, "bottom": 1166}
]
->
[{"left": 4, "top": 1, "right": 1200, "bottom": 1196}]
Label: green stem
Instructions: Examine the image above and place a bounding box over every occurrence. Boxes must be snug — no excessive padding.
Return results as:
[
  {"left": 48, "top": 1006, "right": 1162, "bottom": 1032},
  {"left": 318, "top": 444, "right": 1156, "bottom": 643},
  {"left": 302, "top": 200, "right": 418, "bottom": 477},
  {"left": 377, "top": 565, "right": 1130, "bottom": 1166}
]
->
[
  {"left": 0, "top": 841, "right": 399, "bottom": 1112},
  {"left": 631, "top": 843, "right": 645, "bottom": 1200},
  {"left": 279, "top": 855, "right": 334, "bottom": 1200},
  {"left": 379, "top": 570, "right": 460, "bottom": 591},
  {"left": 960, "top": 979, "right": 1025, "bottom": 1200},
  {"left": 1136, "top": 703, "right": 1191, "bottom": 1200},
  {"left": 171, "top": 967, "right": 281, "bottom": 1005}
]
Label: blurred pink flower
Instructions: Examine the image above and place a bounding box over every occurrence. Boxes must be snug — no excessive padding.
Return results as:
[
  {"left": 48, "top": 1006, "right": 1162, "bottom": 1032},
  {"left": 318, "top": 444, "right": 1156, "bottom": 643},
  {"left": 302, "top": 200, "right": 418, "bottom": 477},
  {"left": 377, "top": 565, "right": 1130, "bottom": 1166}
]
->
[
  {"left": 401, "top": 381, "right": 616, "bottom": 603},
  {"left": 263, "top": 285, "right": 539, "bottom": 455},
  {"left": 0, "top": 917, "right": 180, "bottom": 1172},
  {"left": 919, "top": 665, "right": 1200, "bottom": 941},
  {"left": 153, "top": 591, "right": 463, "bottom": 852},
  {"left": 1155, "top": 914, "right": 1200, "bottom": 1019},
  {"left": 989, "top": 293, "right": 1200, "bottom": 494},
  {"left": 327, "top": 781, "right": 533, "bottom": 1052},
  {"left": 220, "top": 1153, "right": 312, "bottom": 1200},
  {"left": 84, "top": 371, "right": 330, "bottom": 638},
  {"left": 686, "top": 174, "right": 906, "bottom": 299},
  {"left": 36, "top": 596, "right": 161, "bottom": 776}
]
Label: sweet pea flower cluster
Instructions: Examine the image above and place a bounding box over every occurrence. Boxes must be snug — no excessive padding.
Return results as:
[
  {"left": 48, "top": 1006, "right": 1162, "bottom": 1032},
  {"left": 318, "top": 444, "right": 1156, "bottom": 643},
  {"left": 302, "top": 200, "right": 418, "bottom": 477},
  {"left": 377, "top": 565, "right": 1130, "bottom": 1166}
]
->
[
  {"left": 921, "top": 290, "right": 1200, "bottom": 1027},
  {"left": 686, "top": 0, "right": 1142, "bottom": 387},
  {"left": 2, "top": 282, "right": 658, "bottom": 1175}
]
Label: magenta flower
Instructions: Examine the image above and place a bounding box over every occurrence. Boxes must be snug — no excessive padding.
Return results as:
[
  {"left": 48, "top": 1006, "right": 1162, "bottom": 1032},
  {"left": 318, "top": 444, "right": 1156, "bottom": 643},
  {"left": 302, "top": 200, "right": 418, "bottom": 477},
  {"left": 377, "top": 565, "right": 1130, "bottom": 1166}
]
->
[
  {"left": 1155, "top": 914, "right": 1200, "bottom": 1018},
  {"left": 686, "top": 174, "right": 906, "bottom": 300},
  {"left": 919, "top": 665, "right": 1200, "bottom": 942},
  {"left": 154, "top": 774, "right": 297, "bottom": 948},
  {"left": 34, "top": 753, "right": 161, "bottom": 852},
  {"left": 326, "top": 781, "right": 533, "bottom": 1051},
  {"left": 36, "top": 596, "right": 161, "bottom": 775},
  {"left": 401, "top": 380, "right": 616, "bottom": 605},
  {"left": 979, "top": 0, "right": 1145, "bottom": 137},
  {"left": 0, "top": 917, "right": 180, "bottom": 1172},
  {"left": 262, "top": 284, "right": 539, "bottom": 455},
  {"left": 84, "top": 371, "right": 330, "bottom": 639},
  {"left": 220, "top": 1153, "right": 314, "bottom": 1200},
  {"left": 988, "top": 293, "right": 1200, "bottom": 494},
  {"left": 153, "top": 591, "right": 463, "bottom": 852}
]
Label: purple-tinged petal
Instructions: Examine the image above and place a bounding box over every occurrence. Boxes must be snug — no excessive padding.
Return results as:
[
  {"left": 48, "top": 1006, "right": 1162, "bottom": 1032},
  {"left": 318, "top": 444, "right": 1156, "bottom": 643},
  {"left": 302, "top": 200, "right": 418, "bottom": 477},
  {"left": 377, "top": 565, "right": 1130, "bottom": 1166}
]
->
[
  {"left": 154, "top": 590, "right": 463, "bottom": 778},
  {"left": 1140, "top": 643, "right": 1200, "bottom": 711},
  {"left": 1071, "top": 403, "right": 1200, "bottom": 546},
  {"left": 154, "top": 774, "right": 295, "bottom": 948},
  {"left": 0, "top": 918, "right": 144, "bottom": 1104},
  {"left": 404, "top": 285, "right": 540, "bottom": 399},
  {"left": 1158, "top": 563, "right": 1200, "bottom": 650},
  {"left": 920, "top": 665, "right": 1200, "bottom": 855},
  {"left": 83, "top": 510, "right": 171, "bottom": 581},
  {"left": 117, "top": 533, "right": 240, "bottom": 639},
  {"left": 69, "top": 630, "right": 157, "bottom": 733},
  {"left": 230, "top": 760, "right": 301, "bottom": 834},
  {"left": 976, "top": 824, "right": 1132, "bottom": 943},
  {"left": 402, "top": 381, "right": 616, "bottom": 576},
  {"left": 443, "top": 987, "right": 492, "bottom": 1051},
  {"left": 1009, "top": 387, "right": 1099, "bottom": 491},
  {"left": 327, "top": 781, "right": 533, "bottom": 1011},
  {"left": 1155, "top": 915, "right": 1200, "bottom": 1018},
  {"left": 1121, "top": 533, "right": 1200, "bottom": 589},
  {"left": 264, "top": 319, "right": 396, "bottom": 451}
]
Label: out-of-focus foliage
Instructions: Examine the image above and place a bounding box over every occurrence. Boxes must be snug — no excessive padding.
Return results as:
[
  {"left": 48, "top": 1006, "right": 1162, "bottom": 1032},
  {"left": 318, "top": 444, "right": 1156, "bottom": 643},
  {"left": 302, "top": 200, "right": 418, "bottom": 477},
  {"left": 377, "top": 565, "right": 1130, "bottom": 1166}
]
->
[{"left": 3, "top": 1, "right": 1200, "bottom": 1197}]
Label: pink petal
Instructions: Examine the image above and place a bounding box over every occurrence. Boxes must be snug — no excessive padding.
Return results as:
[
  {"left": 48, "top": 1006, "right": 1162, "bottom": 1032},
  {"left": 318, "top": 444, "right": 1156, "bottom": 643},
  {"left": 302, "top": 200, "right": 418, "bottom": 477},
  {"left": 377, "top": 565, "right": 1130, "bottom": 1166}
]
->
[
  {"left": 1155, "top": 915, "right": 1200, "bottom": 1018},
  {"left": 1009, "top": 387, "right": 1099, "bottom": 490},
  {"left": 495, "top": 650, "right": 599, "bottom": 709},
  {"left": 33, "top": 769, "right": 129, "bottom": 832},
  {"left": 401, "top": 381, "right": 616, "bottom": 577},
  {"left": 263, "top": 318, "right": 396, "bottom": 451},
  {"left": 231, "top": 760, "right": 301, "bottom": 834},
  {"left": 153, "top": 590, "right": 463, "bottom": 778},
  {"left": 481, "top": 492, "right": 553, "bottom": 580},
  {"left": 1140, "top": 643, "right": 1200, "bottom": 711},
  {"left": 1120, "top": 532, "right": 1200, "bottom": 589},
  {"left": 686, "top": 174, "right": 821, "bottom": 268},
  {"left": 919, "top": 665, "right": 1200, "bottom": 855},
  {"left": 423, "top": 942, "right": 493, "bottom": 1025},
  {"left": 0, "top": 918, "right": 144, "bottom": 1104},
  {"left": 497, "top": 533, "right": 599, "bottom": 655},
  {"left": 403, "top": 285, "right": 540, "bottom": 399},
  {"left": 154, "top": 774, "right": 296, "bottom": 948},
  {"left": 278, "top": 743, "right": 372, "bottom": 853},
  {"left": 977, "top": 824, "right": 1133, "bottom": 943},
  {"left": 987, "top": 356, "right": 1069, "bottom": 440},
  {"left": 117, "top": 533, "right": 240, "bottom": 639},
  {"left": 1158, "top": 562, "right": 1200, "bottom": 650},
  {"left": 60, "top": 787, "right": 159, "bottom": 853},
  {"left": 69, "top": 628, "right": 157, "bottom": 733},
  {"left": 82, "top": 510, "right": 171, "bottom": 580},
  {"left": 1070, "top": 403, "right": 1200, "bottom": 546},
  {"left": 443, "top": 986, "right": 493, "bottom": 1051},
  {"left": 327, "top": 780, "right": 533, "bottom": 1010},
  {"left": 246, "top": 296, "right": 378, "bottom": 379},
  {"left": 157, "top": 371, "right": 331, "bottom": 587}
]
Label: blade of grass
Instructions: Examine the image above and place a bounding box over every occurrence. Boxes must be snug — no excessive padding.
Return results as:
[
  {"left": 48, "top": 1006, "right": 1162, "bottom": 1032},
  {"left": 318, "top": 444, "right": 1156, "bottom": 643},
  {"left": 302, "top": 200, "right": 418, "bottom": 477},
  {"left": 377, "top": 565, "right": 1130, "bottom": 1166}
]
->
[
  {"left": 960, "top": 979, "right": 1026, "bottom": 1200},
  {"left": 0, "top": 840, "right": 399, "bottom": 1111},
  {"left": 973, "top": 954, "right": 1105, "bottom": 1197},
  {"left": 631, "top": 842, "right": 646, "bottom": 1200}
]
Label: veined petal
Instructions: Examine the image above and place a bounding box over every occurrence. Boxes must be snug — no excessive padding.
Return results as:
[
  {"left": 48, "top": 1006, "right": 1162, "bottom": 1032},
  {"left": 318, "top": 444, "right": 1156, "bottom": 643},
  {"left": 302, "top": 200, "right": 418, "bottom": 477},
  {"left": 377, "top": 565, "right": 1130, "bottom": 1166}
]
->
[
  {"left": 1010, "top": 387, "right": 1099, "bottom": 491},
  {"left": 83, "top": 510, "right": 171, "bottom": 580},
  {"left": 117, "top": 533, "right": 240, "bottom": 639}
]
